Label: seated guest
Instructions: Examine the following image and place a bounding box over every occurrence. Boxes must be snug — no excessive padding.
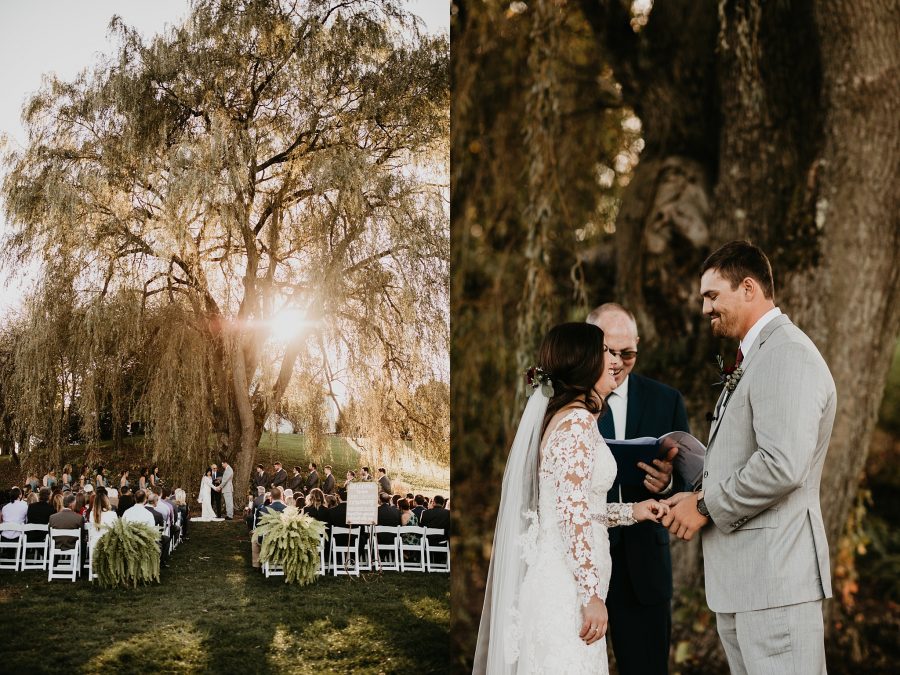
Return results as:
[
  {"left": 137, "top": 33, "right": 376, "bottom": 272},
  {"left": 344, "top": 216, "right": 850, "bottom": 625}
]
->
[
  {"left": 26, "top": 487, "right": 54, "bottom": 535},
  {"left": 324, "top": 494, "right": 338, "bottom": 509},
  {"left": 377, "top": 492, "right": 401, "bottom": 527},
  {"left": 1, "top": 488, "right": 28, "bottom": 545},
  {"left": 251, "top": 487, "right": 286, "bottom": 568},
  {"left": 412, "top": 495, "right": 427, "bottom": 520},
  {"left": 50, "top": 489, "right": 64, "bottom": 513},
  {"left": 48, "top": 494, "right": 84, "bottom": 550},
  {"left": 85, "top": 491, "right": 118, "bottom": 553},
  {"left": 171, "top": 488, "right": 189, "bottom": 539},
  {"left": 398, "top": 499, "right": 421, "bottom": 546},
  {"left": 283, "top": 488, "right": 295, "bottom": 507},
  {"left": 25, "top": 488, "right": 39, "bottom": 505},
  {"left": 419, "top": 495, "right": 451, "bottom": 544},
  {"left": 146, "top": 492, "right": 171, "bottom": 567},
  {"left": 122, "top": 489, "right": 156, "bottom": 526},
  {"left": 391, "top": 494, "right": 401, "bottom": 508},
  {"left": 74, "top": 492, "right": 88, "bottom": 518},
  {"left": 116, "top": 486, "right": 135, "bottom": 517},
  {"left": 302, "top": 488, "right": 328, "bottom": 522}
]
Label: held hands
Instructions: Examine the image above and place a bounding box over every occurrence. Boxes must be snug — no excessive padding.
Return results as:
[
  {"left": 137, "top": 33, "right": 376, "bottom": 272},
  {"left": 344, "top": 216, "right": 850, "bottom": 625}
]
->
[
  {"left": 637, "top": 444, "right": 678, "bottom": 494},
  {"left": 660, "top": 492, "right": 708, "bottom": 541},
  {"left": 579, "top": 597, "right": 608, "bottom": 645},
  {"left": 632, "top": 499, "right": 669, "bottom": 523}
]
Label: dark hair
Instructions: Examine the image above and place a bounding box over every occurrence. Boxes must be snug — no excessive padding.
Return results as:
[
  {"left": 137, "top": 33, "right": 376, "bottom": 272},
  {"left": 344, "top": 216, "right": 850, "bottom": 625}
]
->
[
  {"left": 362, "top": 466, "right": 370, "bottom": 473},
  {"left": 39, "top": 487, "right": 51, "bottom": 502},
  {"left": 702, "top": 240, "right": 774, "bottom": 299},
  {"left": 537, "top": 322, "right": 607, "bottom": 437},
  {"left": 391, "top": 494, "right": 401, "bottom": 506},
  {"left": 134, "top": 489, "right": 147, "bottom": 504},
  {"left": 294, "top": 466, "right": 302, "bottom": 473},
  {"left": 433, "top": 495, "right": 446, "bottom": 507},
  {"left": 257, "top": 464, "right": 264, "bottom": 470},
  {"left": 62, "top": 493, "right": 77, "bottom": 509},
  {"left": 378, "top": 467, "right": 386, "bottom": 474},
  {"left": 308, "top": 488, "right": 324, "bottom": 508},
  {"left": 379, "top": 492, "right": 391, "bottom": 504},
  {"left": 414, "top": 494, "right": 425, "bottom": 506},
  {"left": 398, "top": 498, "right": 410, "bottom": 511},
  {"left": 9, "top": 487, "right": 21, "bottom": 501}
]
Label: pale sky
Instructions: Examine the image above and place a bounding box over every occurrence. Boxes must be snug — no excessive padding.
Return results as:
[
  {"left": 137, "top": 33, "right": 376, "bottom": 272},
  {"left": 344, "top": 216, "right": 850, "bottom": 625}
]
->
[{"left": 0, "top": 0, "right": 449, "bottom": 316}]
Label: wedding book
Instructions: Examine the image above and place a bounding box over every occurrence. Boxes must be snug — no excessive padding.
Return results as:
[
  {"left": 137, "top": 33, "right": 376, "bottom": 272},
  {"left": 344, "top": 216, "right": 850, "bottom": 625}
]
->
[{"left": 605, "top": 431, "right": 706, "bottom": 488}]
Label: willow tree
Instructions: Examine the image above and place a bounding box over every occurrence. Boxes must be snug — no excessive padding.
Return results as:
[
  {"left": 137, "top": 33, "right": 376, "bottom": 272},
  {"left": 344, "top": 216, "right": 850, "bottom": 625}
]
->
[
  {"left": 2, "top": 0, "right": 449, "bottom": 491},
  {"left": 452, "top": 0, "right": 899, "bottom": 671}
]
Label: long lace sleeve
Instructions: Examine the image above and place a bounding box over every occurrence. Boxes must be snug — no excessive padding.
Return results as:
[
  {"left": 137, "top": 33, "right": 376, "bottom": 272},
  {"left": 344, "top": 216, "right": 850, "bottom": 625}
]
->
[
  {"left": 547, "top": 411, "right": 603, "bottom": 606},
  {"left": 593, "top": 502, "right": 636, "bottom": 527}
]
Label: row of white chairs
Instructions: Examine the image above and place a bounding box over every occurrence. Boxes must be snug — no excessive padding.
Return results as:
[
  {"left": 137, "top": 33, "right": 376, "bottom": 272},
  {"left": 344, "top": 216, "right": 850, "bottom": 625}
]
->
[
  {"left": 261, "top": 524, "right": 450, "bottom": 578},
  {"left": 0, "top": 511, "right": 185, "bottom": 583}
]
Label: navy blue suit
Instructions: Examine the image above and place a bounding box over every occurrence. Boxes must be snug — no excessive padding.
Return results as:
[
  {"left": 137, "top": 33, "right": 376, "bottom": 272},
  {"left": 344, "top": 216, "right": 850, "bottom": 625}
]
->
[{"left": 602, "top": 373, "right": 689, "bottom": 675}]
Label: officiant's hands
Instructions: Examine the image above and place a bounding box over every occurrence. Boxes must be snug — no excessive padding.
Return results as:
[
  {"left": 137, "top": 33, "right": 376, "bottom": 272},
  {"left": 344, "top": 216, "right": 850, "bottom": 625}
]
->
[
  {"left": 637, "top": 443, "right": 678, "bottom": 494},
  {"left": 633, "top": 499, "right": 669, "bottom": 522},
  {"left": 660, "top": 491, "right": 708, "bottom": 540},
  {"left": 579, "top": 597, "right": 608, "bottom": 645}
]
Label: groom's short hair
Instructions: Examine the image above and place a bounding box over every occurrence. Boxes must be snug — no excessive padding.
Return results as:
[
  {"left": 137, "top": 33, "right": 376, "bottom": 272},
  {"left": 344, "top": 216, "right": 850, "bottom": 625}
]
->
[{"left": 702, "top": 240, "right": 774, "bottom": 299}]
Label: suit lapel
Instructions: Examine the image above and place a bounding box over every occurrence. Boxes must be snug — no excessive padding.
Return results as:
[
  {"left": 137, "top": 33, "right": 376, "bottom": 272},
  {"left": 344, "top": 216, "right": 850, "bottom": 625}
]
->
[{"left": 707, "top": 314, "right": 792, "bottom": 449}]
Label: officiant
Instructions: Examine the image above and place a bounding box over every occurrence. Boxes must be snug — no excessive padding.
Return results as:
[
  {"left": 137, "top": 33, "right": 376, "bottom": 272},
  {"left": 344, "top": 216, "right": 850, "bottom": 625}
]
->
[
  {"left": 587, "top": 303, "right": 691, "bottom": 675},
  {"left": 210, "top": 463, "right": 223, "bottom": 518}
]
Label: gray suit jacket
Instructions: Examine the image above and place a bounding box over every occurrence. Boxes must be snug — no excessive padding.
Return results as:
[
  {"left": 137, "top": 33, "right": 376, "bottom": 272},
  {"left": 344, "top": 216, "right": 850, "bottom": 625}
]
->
[
  {"left": 220, "top": 465, "right": 234, "bottom": 494},
  {"left": 701, "top": 314, "right": 836, "bottom": 613}
]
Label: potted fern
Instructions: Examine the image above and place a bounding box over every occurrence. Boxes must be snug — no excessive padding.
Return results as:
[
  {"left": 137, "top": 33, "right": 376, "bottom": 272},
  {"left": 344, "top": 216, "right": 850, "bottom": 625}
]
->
[
  {"left": 256, "top": 506, "right": 327, "bottom": 584},
  {"left": 93, "top": 519, "right": 161, "bottom": 588}
]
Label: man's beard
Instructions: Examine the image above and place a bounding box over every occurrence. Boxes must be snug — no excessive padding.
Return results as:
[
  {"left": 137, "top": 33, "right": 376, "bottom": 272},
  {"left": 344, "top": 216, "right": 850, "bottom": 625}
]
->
[{"left": 710, "top": 313, "right": 736, "bottom": 338}]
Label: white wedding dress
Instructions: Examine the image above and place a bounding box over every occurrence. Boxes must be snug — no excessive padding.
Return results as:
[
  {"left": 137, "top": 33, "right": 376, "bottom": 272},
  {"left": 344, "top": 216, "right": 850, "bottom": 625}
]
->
[
  {"left": 508, "top": 408, "right": 635, "bottom": 674},
  {"left": 198, "top": 475, "right": 216, "bottom": 520}
]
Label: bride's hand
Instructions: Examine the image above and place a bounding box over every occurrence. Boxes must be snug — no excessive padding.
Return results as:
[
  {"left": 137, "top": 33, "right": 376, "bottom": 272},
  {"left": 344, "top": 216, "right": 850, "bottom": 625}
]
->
[
  {"left": 633, "top": 499, "right": 669, "bottom": 522},
  {"left": 579, "top": 597, "right": 608, "bottom": 645}
]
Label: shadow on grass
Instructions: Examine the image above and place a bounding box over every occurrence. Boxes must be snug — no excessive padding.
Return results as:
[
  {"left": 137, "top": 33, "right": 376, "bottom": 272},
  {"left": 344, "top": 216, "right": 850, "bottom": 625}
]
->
[{"left": 0, "top": 521, "right": 449, "bottom": 674}]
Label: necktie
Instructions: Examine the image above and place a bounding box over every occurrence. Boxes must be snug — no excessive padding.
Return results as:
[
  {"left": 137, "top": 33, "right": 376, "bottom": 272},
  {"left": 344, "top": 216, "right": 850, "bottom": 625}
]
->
[
  {"left": 735, "top": 347, "right": 744, "bottom": 367},
  {"left": 599, "top": 395, "right": 615, "bottom": 438}
]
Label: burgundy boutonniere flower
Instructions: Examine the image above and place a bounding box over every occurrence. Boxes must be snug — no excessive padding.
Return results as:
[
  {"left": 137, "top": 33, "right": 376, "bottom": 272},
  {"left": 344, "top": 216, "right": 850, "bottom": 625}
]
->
[{"left": 714, "top": 355, "right": 743, "bottom": 392}]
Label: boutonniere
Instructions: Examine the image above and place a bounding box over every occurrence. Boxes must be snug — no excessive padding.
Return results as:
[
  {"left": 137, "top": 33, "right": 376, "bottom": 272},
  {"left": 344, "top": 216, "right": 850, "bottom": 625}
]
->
[
  {"left": 525, "top": 366, "right": 554, "bottom": 398},
  {"left": 714, "top": 355, "right": 743, "bottom": 392}
]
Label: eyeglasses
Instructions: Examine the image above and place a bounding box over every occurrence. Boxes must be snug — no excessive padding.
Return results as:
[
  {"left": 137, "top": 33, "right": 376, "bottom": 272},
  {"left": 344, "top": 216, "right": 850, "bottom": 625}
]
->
[{"left": 603, "top": 345, "right": 638, "bottom": 362}]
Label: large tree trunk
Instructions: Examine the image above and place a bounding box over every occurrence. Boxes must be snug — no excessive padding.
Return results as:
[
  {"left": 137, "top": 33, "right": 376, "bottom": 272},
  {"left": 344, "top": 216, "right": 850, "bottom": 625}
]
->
[{"left": 581, "top": 0, "right": 900, "bottom": 592}]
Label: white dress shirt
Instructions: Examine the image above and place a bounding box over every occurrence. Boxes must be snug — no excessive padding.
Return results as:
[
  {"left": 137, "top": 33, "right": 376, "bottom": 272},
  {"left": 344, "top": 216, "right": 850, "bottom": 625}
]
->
[
  {"left": 606, "top": 375, "right": 629, "bottom": 441},
  {"left": 1, "top": 500, "right": 28, "bottom": 538},
  {"left": 122, "top": 503, "right": 156, "bottom": 527}
]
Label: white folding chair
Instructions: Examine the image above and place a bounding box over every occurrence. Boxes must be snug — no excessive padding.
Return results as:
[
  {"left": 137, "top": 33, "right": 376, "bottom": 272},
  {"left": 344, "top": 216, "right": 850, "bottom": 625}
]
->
[
  {"left": 20, "top": 524, "right": 50, "bottom": 571},
  {"left": 0, "top": 523, "right": 24, "bottom": 571},
  {"left": 48, "top": 528, "right": 82, "bottom": 582},
  {"left": 374, "top": 525, "right": 401, "bottom": 571},
  {"left": 398, "top": 525, "right": 426, "bottom": 572},
  {"left": 424, "top": 527, "right": 450, "bottom": 573},
  {"left": 330, "top": 526, "right": 360, "bottom": 576},
  {"left": 317, "top": 530, "right": 328, "bottom": 576}
]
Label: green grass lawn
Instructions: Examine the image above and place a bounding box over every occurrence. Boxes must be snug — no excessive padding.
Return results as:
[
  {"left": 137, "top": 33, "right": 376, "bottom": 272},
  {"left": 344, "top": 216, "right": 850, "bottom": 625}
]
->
[{"left": 0, "top": 520, "right": 450, "bottom": 674}]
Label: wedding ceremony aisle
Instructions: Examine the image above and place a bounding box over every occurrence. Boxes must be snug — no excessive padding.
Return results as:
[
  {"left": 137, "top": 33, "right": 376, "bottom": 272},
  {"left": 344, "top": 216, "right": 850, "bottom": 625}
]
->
[{"left": 0, "top": 520, "right": 450, "bottom": 673}]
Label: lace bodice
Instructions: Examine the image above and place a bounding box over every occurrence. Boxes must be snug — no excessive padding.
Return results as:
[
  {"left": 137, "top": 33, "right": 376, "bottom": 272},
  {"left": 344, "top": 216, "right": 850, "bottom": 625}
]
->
[{"left": 539, "top": 408, "right": 636, "bottom": 606}]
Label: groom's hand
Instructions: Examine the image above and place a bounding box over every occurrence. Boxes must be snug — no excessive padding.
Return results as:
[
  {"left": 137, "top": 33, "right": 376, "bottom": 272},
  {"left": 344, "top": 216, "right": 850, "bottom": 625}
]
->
[
  {"left": 660, "top": 492, "right": 708, "bottom": 541},
  {"left": 638, "top": 445, "right": 677, "bottom": 494}
]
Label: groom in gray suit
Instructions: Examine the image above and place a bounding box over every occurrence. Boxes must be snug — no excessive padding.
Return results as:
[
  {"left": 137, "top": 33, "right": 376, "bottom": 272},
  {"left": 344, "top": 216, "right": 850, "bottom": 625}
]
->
[
  {"left": 220, "top": 460, "right": 234, "bottom": 519},
  {"left": 662, "top": 241, "right": 836, "bottom": 675}
]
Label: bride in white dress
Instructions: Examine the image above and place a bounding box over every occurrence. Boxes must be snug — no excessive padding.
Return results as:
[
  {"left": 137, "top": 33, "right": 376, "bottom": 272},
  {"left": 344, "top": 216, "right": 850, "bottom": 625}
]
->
[
  {"left": 474, "top": 323, "right": 668, "bottom": 674},
  {"left": 197, "top": 469, "right": 217, "bottom": 520}
]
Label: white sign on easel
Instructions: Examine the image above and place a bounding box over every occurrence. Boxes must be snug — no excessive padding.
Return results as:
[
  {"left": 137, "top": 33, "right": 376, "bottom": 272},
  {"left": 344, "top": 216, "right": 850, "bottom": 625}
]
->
[{"left": 346, "top": 482, "right": 378, "bottom": 525}]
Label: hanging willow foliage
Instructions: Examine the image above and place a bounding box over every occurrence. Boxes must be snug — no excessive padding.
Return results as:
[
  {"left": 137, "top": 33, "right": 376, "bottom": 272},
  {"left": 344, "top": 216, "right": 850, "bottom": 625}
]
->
[
  {"left": 256, "top": 506, "right": 327, "bottom": 585},
  {"left": 93, "top": 519, "right": 161, "bottom": 588}
]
